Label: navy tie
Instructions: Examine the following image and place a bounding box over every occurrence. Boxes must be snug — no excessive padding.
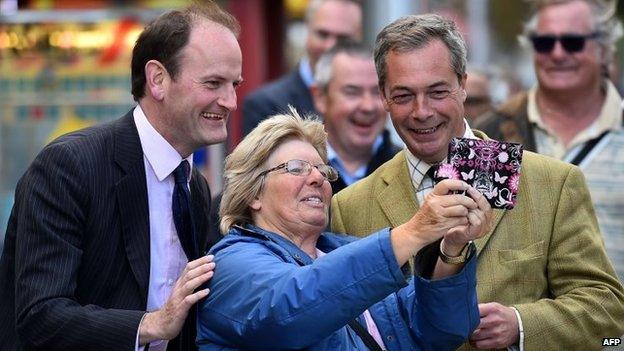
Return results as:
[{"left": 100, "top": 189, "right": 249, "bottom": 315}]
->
[
  {"left": 172, "top": 160, "right": 197, "bottom": 260},
  {"left": 426, "top": 164, "right": 440, "bottom": 182}
]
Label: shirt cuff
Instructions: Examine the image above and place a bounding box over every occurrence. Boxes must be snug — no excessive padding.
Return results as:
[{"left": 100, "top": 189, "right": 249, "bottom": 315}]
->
[
  {"left": 136, "top": 313, "right": 147, "bottom": 351},
  {"left": 507, "top": 307, "right": 524, "bottom": 351}
]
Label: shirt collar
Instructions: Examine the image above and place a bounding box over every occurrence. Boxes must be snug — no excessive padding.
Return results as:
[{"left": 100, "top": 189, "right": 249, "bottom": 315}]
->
[
  {"left": 133, "top": 105, "right": 193, "bottom": 182},
  {"left": 298, "top": 58, "right": 315, "bottom": 88},
  {"left": 528, "top": 80, "right": 623, "bottom": 137},
  {"left": 326, "top": 134, "right": 384, "bottom": 184},
  {"left": 405, "top": 118, "right": 476, "bottom": 189}
]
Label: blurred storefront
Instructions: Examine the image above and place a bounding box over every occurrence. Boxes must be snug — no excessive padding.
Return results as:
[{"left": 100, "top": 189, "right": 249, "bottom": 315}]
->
[
  {"left": 0, "top": 0, "right": 290, "bottom": 240},
  {"left": 0, "top": 1, "right": 187, "bottom": 239}
]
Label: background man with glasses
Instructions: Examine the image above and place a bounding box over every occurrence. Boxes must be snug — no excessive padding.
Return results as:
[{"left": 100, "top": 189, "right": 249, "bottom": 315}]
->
[
  {"left": 331, "top": 12, "right": 624, "bottom": 351},
  {"left": 476, "top": 0, "right": 624, "bottom": 282}
]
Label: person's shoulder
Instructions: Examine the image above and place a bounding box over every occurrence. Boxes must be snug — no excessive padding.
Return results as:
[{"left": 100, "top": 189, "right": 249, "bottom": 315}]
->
[
  {"left": 521, "top": 150, "right": 578, "bottom": 182},
  {"left": 209, "top": 226, "right": 290, "bottom": 260},
  {"left": 380, "top": 130, "right": 402, "bottom": 155},
  {"left": 40, "top": 117, "right": 121, "bottom": 162},
  {"left": 244, "top": 71, "right": 300, "bottom": 104},
  {"left": 334, "top": 150, "right": 405, "bottom": 202},
  {"left": 474, "top": 91, "right": 529, "bottom": 130}
]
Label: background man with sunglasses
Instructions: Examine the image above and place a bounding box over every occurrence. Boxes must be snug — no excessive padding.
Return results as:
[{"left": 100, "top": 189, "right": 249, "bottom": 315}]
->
[{"left": 475, "top": 0, "right": 624, "bottom": 282}]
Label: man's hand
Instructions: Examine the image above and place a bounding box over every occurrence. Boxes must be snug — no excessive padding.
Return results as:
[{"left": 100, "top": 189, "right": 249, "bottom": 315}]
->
[
  {"left": 139, "top": 255, "right": 216, "bottom": 345},
  {"left": 443, "top": 186, "right": 493, "bottom": 254},
  {"left": 391, "top": 179, "right": 476, "bottom": 265},
  {"left": 469, "top": 302, "right": 520, "bottom": 349},
  {"left": 410, "top": 179, "right": 477, "bottom": 241}
]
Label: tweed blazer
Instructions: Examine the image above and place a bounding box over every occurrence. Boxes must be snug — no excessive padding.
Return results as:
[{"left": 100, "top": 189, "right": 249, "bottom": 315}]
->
[
  {"left": 0, "top": 111, "right": 216, "bottom": 351},
  {"left": 331, "top": 133, "right": 624, "bottom": 351}
]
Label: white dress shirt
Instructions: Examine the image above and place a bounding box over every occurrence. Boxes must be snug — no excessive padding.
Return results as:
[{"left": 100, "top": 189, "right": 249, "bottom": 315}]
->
[{"left": 133, "top": 105, "right": 193, "bottom": 351}]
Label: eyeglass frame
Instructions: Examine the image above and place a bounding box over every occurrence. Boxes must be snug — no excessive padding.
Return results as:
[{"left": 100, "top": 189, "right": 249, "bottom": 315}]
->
[
  {"left": 258, "top": 159, "right": 339, "bottom": 182},
  {"left": 528, "top": 31, "right": 601, "bottom": 54}
]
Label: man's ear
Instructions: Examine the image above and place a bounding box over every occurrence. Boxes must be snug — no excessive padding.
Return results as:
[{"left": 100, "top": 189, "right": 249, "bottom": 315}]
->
[
  {"left": 310, "top": 84, "right": 327, "bottom": 115},
  {"left": 380, "top": 85, "right": 391, "bottom": 112},
  {"left": 145, "top": 60, "right": 168, "bottom": 101},
  {"left": 459, "top": 73, "right": 468, "bottom": 103}
]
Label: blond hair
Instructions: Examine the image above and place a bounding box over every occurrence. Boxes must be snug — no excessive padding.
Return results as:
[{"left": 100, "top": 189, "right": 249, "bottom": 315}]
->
[{"left": 219, "top": 107, "right": 327, "bottom": 234}]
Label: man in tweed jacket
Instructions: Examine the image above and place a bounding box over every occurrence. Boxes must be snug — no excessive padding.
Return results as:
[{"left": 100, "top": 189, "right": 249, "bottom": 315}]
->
[{"left": 332, "top": 14, "right": 624, "bottom": 351}]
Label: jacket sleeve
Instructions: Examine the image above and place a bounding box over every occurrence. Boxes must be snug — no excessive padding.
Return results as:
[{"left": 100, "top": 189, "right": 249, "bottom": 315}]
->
[
  {"left": 197, "top": 229, "right": 407, "bottom": 350},
  {"left": 396, "top": 252, "right": 480, "bottom": 351},
  {"left": 330, "top": 195, "right": 347, "bottom": 233},
  {"left": 13, "top": 142, "right": 144, "bottom": 350},
  {"left": 513, "top": 166, "right": 624, "bottom": 350}
]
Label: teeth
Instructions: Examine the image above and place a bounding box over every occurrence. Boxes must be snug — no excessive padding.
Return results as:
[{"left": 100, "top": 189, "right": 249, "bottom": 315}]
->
[
  {"left": 201, "top": 112, "right": 223, "bottom": 119},
  {"left": 304, "top": 196, "right": 322, "bottom": 203},
  {"left": 414, "top": 126, "right": 437, "bottom": 134}
]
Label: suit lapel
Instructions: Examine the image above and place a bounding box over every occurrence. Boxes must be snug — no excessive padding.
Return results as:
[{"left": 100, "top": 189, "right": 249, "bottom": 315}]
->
[
  {"left": 474, "top": 209, "right": 505, "bottom": 255},
  {"left": 377, "top": 152, "right": 419, "bottom": 228},
  {"left": 114, "top": 111, "right": 150, "bottom": 300}
]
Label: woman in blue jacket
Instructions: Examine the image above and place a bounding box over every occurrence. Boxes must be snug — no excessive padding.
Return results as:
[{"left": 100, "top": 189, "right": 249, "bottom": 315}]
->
[{"left": 197, "top": 110, "right": 492, "bottom": 350}]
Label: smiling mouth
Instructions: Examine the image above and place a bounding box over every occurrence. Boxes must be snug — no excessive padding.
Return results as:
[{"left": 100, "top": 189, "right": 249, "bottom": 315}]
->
[
  {"left": 411, "top": 122, "right": 443, "bottom": 135},
  {"left": 546, "top": 65, "right": 577, "bottom": 72},
  {"left": 302, "top": 196, "right": 323, "bottom": 205},
  {"left": 201, "top": 112, "right": 226, "bottom": 120}
]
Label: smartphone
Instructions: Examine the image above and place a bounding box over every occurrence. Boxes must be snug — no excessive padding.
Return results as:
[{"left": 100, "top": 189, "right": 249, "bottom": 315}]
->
[{"left": 433, "top": 137, "right": 523, "bottom": 209}]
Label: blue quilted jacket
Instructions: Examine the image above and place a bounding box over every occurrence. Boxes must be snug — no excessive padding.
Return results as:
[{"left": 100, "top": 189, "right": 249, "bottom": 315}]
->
[{"left": 197, "top": 224, "right": 479, "bottom": 350}]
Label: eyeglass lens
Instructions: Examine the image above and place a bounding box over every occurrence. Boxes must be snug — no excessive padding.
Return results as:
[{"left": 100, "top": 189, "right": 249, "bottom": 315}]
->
[
  {"left": 530, "top": 33, "right": 597, "bottom": 54},
  {"left": 284, "top": 160, "right": 338, "bottom": 181}
]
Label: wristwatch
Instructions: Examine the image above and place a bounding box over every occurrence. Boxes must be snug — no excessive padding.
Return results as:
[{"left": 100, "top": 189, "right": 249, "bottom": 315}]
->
[{"left": 439, "top": 240, "right": 473, "bottom": 264}]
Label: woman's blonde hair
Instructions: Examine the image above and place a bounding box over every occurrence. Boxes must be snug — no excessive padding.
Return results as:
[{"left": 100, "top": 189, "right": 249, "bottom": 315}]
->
[{"left": 219, "top": 107, "right": 327, "bottom": 234}]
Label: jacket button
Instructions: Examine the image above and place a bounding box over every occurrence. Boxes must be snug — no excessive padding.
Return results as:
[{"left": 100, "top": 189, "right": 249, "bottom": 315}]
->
[{"left": 386, "top": 335, "right": 394, "bottom": 341}]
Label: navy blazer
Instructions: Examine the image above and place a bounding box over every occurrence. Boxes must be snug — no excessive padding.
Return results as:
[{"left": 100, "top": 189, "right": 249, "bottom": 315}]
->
[
  {"left": 242, "top": 68, "right": 317, "bottom": 136},
  {"left": 330, "top": 130, "right": 402, "bottom": 194},
  {"left": 0, "top": 111, "right": 216, "bottom": 351}
]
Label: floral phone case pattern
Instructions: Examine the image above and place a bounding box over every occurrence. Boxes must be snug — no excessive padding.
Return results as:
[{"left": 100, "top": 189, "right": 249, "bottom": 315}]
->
[{"left": 435, "top": 138, "right": 523, "bottom": 209}]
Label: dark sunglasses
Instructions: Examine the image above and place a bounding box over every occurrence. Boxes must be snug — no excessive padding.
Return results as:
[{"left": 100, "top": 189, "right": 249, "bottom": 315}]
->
[{"left": 529, "top": 32, "right": 600, "bottom": 54}]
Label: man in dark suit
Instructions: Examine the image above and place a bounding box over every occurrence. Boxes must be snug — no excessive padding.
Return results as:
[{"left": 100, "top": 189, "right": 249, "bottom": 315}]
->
[
  {"left": 241, "top": 0, "right": 362, "bottom": 136},
  {"left": 311, "top": 40, "right": 400, "bottom": 194},
  {"left": 0, "top": 2, "right": 242, "bottom": 351}
]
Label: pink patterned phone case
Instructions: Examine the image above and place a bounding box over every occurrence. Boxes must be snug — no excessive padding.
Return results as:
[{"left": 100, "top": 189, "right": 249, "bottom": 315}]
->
[{"left": 434, "top": 137, "right": 523, "bottom": 209}]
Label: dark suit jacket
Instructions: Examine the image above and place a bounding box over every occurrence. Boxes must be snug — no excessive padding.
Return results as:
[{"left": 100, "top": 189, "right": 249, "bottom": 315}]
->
[
  {"left": 242, "top": 68, "right": 317, "bottom": 136},
  {"left": 330, "top": 130, "right": 401, "bottom": 194},
  {"left": 0, "top": 111, "right": 217, "bottom": 351}
]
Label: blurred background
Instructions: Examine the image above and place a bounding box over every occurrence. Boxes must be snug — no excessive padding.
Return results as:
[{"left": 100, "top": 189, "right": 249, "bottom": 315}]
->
[{"left": 1, "top": 0, "right": 624, "bottom": 241}]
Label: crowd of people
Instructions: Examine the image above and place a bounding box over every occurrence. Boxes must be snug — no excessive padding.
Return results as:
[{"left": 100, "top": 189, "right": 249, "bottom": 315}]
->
[{"left": 0, "top": 0, "right": 623, "bottom": 350}]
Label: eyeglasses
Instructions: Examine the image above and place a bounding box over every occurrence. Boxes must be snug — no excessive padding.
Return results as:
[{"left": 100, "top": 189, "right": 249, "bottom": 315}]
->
[
  {"left": 259, "top": 159, "right": 339, "bottom": 182},
  {"left": 529, "top": 32, "right": 600, "bottom": 54}
]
